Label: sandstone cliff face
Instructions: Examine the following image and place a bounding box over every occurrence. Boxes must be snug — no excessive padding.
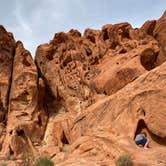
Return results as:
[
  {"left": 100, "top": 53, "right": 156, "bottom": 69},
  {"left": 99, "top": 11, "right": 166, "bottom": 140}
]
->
[
  {"left": 153, "top": 11, "right": 166, "bottom": 65},
  {"left": 0, "top": 26, "right": 15, "bottom": 118},
  {"left": 0, "top": 26, "right": 15, "bottom": 153},
  {"left": 1, "top": 41, "right": 47, "bottom": 157},
  {"left": 0, "top": 11, "right": 166, "bottom": 166}
]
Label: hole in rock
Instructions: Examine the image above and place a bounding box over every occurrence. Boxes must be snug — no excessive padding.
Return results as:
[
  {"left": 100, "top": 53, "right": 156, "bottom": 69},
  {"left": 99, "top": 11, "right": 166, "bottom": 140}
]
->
[
  {"left": 16, "top": 129, "right": 25, "bottom": 137},
  {"left": 119, "top": 48, "right": 127, "bottom": 54},
  {"left": 135, "top": 119, "right": 166, "bottom": 147},
  {"left": 88, "top": 35, "right": 96, "bottom": 43},
  {"left": 110, "top": 42, "right": 118, "bottom": 49},
  {"left": 140, "top": 48, "right": 158, "bottom": 71},
  {"left": 86, "top": 48, "right": 92, "bottom": 56},
  {"left": 121, "top": 28, "right": 130, "bottom": 39},
  {"left": 142, "top": 109, "right": 146, "bottom": 116},
  {"left": 62, "top": 61, "right": 67, "bottom": 67},
  {"left": 46, "top": 54, "right": 53, "bottom": 61},
  {"left": 135, "top": 119, "right": 146, "bottom": 135},
  {"left": 9, "top": 146, "right": 14, "bottom": 155},
  {"left": 90, "top": 57, "right": 99, "bottom": 65},
  {"left": 103, "top": 29, "right": 109, "bottom": 40},
  {"left": 61, "top": 131, "right": 69, "bottom": 145},
  {"left": 103, "top": 91, "right": 107, "bottom": 95},
  {"left": 87, "top": 77, "right": 90, "bottom": 81},
  {"left": 22, "top": 58, "right": 31, "bottom": 67},
  {"left": 38, "top": 115, "right": 42, "bottom": 127}
]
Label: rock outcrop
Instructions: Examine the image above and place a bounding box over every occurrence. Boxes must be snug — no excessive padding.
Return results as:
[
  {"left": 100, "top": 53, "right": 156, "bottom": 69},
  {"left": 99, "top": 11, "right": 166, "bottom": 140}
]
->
[
  {"left": 1, "top": 41, "right": 47, "bottom": 157},
  {"left": 0, "top": 26, "right": 15, "bottom": 153},
  {"left": 0, "top": 11, "right": 166, "bottom": 166},
  {"left": 0, "top": 26, "right": 15, "bottom": 118},
  {"left": 153, "top": 11, "right": 166, "bottom": 65},
  {"left": 55, "top": 61, "right": 166, "bottom": 166}
]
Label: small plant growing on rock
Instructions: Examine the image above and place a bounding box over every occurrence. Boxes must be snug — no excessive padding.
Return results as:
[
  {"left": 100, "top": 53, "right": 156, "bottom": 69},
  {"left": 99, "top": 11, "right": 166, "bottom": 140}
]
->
[
  {"left": 42, "top": 140, "right": 47, "bottom": 146},
  {"left": 22, "top": 151, "right": 35, "bottom": 166},
  {"left": 9, "top": 154, "right": 15, "bottom": 160},
  {"left": 116, "top": 154, "right": 133, "bottom": 166},
  {"left": 34, "top": 157, "right": 54, "bottom": 166}
]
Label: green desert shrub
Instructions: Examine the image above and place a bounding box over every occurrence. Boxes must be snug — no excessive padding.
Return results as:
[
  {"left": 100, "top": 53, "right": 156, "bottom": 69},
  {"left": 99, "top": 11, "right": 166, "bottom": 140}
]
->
[
  {"left": 34, "top": 157, "right": 54, "bottom": 166},
  {"left": 116, "top": 154, "right": 133, "bottom": 166}
]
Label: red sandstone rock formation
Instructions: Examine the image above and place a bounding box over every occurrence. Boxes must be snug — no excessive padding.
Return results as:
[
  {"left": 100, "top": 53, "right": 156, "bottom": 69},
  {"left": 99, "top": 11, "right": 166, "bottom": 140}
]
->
[
  {"left": 0, "top": 11, "right": 166, "bottom": 166},
  {"left": 0, "top": 26, "right": 16, "bottom": 154},
  {"left": 1, "top": 41, "right": 47, "bottom": 157}
]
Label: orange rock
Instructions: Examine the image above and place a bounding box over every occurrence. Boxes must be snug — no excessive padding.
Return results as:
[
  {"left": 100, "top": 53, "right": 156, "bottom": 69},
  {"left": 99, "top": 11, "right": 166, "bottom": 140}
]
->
[
  {"left": 0, "top": 11, "right": 166, "bottom": 166},
  {"left": 0, "top": 25, "right": 15, "bottom": 115},
  {"left": 1, "top": 41, "right": 47, "bottom": 157},
  {"left": 153, "top": 10, "right": 166, "bottom": 65}
]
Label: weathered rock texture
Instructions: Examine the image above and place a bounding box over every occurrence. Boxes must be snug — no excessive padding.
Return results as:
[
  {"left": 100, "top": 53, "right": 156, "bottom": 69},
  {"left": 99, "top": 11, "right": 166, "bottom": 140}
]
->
[
  {"left": 0, "top": 26, "right": 15, "bottom": 118},
  {"left": 0, "top": 11, "right": 166, "bottom": 166},
  {"left": 1, "top": 41, "right": 47, "bottom": 157},
  {"left": 0, "top": 26, "right": 16, "bottom": 154}
]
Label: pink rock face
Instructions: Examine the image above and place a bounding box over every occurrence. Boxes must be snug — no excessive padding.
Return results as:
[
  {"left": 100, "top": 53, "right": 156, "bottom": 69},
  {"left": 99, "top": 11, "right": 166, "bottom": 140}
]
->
[
  {"left": 153, "top": 11, "right": 166, "bottom": 65},
  {"left": 1, "top": 41, "right": 47, "bottom": 157},
  {"left": 0, "top": 26, "right": 15, "bottom": 153},
  {"left": 0, "top": 11, "right": 166, "bottom": 166},
  {"left": 0, "top": 25, "right": 15, "bottom": 115}
]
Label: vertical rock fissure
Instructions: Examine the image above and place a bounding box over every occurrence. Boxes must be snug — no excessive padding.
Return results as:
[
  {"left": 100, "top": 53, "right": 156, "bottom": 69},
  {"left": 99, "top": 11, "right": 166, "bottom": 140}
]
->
[
  {"left": 38, "top": 77, "right": 48, "bottom": 141},
  {"left": 5, "top": 47, "right": 16, "bottom": 123}
]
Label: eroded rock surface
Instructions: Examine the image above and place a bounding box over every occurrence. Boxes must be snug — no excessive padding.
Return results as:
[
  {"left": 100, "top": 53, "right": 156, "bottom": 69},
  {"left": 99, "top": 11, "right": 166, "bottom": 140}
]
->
[
  {"left": 0, "top": 26, "right": 15, "bottom": 153},
  {"left": 0, "top": 41, "right": 47, "bottom": 158},
  {"left": 0, "top": 25, "right": 15, "bottom": 118},
  {"left": 0, "top": 10, "right": 166, "bottom": 166}
]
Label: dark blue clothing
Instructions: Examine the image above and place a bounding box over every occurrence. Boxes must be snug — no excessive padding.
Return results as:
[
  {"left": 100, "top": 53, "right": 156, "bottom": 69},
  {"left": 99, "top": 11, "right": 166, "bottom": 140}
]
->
[{"left": 135, "top": 134, "right": 147, "bottom": 146}]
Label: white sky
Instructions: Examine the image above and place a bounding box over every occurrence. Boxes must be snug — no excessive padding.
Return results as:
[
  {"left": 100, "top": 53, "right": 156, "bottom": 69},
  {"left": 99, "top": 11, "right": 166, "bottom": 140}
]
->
[{"left": 0, "top": 0, "right": 165, "bottom": 56}]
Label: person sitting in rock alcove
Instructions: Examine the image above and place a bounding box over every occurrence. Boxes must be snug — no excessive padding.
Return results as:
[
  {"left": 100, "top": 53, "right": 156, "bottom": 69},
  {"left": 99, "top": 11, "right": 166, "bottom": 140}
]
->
[{"left": 135, "top": 132, "right": 149, "bottom": 149}]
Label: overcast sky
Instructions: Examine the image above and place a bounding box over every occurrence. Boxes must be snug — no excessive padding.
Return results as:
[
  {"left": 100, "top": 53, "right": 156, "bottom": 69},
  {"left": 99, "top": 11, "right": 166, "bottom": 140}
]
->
[{"left": 0, "top": 0, "right": 165, "bottom": 56}]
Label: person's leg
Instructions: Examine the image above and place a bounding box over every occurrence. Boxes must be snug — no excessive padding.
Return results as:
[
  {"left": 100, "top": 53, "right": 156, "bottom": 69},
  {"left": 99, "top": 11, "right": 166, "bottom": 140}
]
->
[{"left": 144, "top": 138, "right": 149, "bottom": 149}]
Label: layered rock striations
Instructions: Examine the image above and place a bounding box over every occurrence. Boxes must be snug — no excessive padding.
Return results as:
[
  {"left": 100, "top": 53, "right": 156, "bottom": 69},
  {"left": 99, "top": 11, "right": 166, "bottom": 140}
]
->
[{"left": 0, "top": 11, "right": 166, "bottom": 166}]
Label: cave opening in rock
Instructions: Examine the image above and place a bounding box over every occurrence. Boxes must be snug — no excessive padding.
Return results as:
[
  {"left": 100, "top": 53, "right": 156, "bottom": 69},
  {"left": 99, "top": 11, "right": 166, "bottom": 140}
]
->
[
  {"left": 9, "top": 130, "right": 13, "bottom": 135},
  {"left": 61, "top": 131, "right": 69, "bottom": 145},
  {"left": 140, "top": 48, "right": 158, "bottom": 71},
  {"left": 9, "top": 145, "right": 14, "bottom": 155},
  {"left": 103, "top": 30, "right": 109, "bottom": 41},
  {"left": 88, "top": 35, "right": 96, "bottom": 43},
  {"left": 22, "top": 57, "right": 31, "bottom": 67},
  {"left": 135, "top": 119, "right": 166, "bottom": 147},
  {"left": 38, "top": 115, "right": 42, "bottom": 127},
  {"left": 119, "top": 48, "right": 127, "bottom": 54},
  {"left": 16, "top": 129, "right": 25, "bottom": 137},
  {"left": 135, "top": 119, "right": 146, "bottom": 135}
]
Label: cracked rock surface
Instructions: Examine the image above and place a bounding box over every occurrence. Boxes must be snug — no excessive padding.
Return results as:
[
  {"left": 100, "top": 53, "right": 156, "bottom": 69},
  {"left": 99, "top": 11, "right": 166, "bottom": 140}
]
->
[{"left": 0, "top": 11, "right": 166, "bottom": 166}]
